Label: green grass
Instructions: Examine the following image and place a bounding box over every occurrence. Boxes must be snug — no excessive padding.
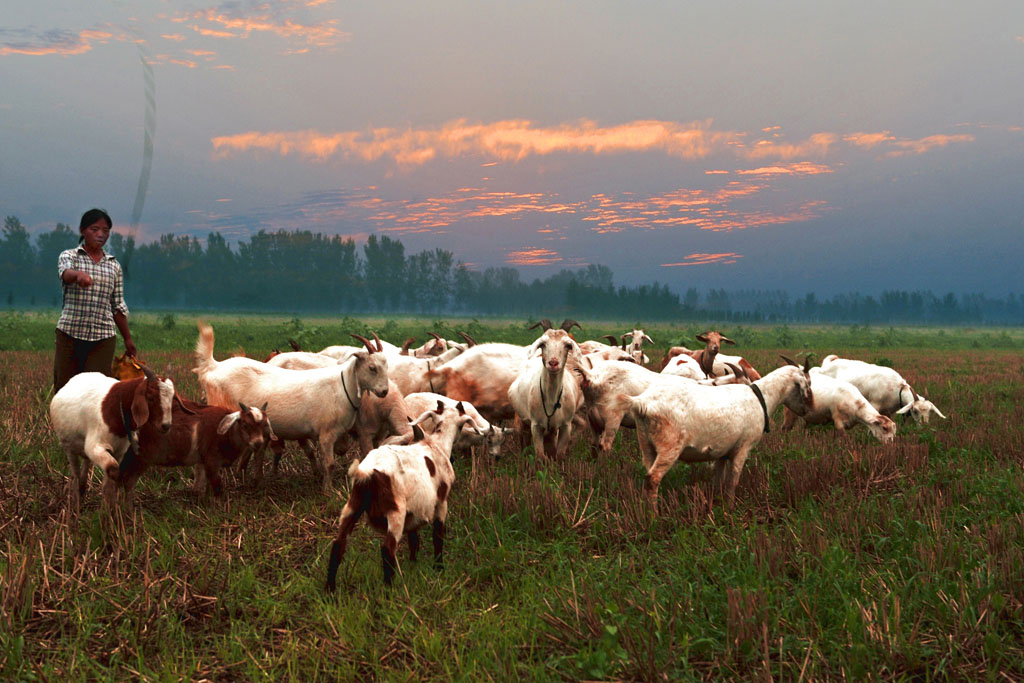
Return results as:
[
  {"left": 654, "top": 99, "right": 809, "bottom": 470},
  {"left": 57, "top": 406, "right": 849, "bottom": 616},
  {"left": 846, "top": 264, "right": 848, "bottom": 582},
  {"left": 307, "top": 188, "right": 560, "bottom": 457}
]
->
[{"left": 1, "top": 313, "right": 1023, "bottom": 679}]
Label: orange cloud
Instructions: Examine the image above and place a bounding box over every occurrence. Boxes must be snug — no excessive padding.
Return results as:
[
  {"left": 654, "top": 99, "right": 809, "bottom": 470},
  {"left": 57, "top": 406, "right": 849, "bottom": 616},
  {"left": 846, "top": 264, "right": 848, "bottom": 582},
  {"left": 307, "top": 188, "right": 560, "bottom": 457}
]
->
[
  {"left": 211, "top": 119, "right": 745, "bottom": 165},
  {"left": 179, "top": 8, "right": 347, "bottom": 47},
  {"left": 743, "top": 132, "right": 837, "bottom": 160},
  {"left": 885, "top": 134, "right": 974, "bottom": 157},
  {"left": 507, "top": 248, "right": 563, "bottom": 266},
  {"left": 662, "top": 253, "right": 744, "bottom": 267},
  {"left": 735, "top": 162, "right": 833, "bottom": 176},
  {"left": 0, "top": 28, "right": 117, "bottom": 57}
]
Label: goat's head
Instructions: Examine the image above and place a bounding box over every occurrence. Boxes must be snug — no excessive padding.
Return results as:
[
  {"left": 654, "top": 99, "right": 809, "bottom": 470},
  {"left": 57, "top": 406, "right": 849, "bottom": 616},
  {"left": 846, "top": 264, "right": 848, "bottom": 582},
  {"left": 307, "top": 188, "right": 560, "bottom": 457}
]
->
[
  {"left": 778, "top": 355, "right": 814, "bottom": 416},
  {"left": 484, "top": 424, "right": 516, "bottom": 458},
  {"left": 696, "top": 330, "right": 735, "bottom": 357},
  {"left": 866, "top": 414, "right": 897, "bottom": 443},
  {"left": 219, "top": 402, "right": 275, "bottom": 456},
  {"left": 350, "top": 334, "right": 389, "bottom": 398},
  {"left": 895, "top": 388, "right": 947, "bottom": 424},
  {"left": 422, "top": 332, "right": 448, "bottom": 356},
  {"left": 134, "top": 365, "right": 175, "bottom": 433},
  {"left": 530, "top": 329, "right": 582, "bottom": 375}
]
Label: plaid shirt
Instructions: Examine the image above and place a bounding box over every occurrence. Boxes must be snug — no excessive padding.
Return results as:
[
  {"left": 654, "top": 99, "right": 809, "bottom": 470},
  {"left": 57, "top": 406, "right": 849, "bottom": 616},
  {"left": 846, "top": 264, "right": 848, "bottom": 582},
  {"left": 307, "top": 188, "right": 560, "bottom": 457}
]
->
[{"left": 56, "top": 247, "right": 130, "bottom": 341}]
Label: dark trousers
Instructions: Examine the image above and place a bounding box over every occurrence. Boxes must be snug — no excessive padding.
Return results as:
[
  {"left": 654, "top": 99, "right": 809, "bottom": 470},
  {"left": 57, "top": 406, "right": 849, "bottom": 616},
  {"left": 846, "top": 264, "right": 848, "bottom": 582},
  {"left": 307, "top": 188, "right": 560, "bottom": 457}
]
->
[{"left": 53, "top": 329, "right": 116, "bottom": 393}]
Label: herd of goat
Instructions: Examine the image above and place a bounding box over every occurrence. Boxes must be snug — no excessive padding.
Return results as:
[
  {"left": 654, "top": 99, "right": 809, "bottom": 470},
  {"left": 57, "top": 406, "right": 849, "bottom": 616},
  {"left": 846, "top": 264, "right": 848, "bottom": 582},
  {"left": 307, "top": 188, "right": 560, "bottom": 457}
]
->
[{"left": 48, "top": 318, "right": 947, "bottom": 586}]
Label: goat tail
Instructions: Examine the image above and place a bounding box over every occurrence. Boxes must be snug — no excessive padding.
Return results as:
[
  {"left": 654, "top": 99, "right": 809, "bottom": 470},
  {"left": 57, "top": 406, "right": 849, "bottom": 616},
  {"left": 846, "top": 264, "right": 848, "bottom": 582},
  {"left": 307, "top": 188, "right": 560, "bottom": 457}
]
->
[{"left": 193, "top": 322, "right": 217, "bottom": 377}]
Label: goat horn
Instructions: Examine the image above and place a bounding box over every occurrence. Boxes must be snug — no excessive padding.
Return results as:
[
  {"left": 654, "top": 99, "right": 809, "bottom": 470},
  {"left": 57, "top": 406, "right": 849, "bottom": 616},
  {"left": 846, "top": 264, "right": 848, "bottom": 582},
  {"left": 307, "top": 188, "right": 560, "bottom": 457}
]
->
[
  {"left": 288, "top": 338, "right": 302, "bottom": 352},
  {"left": 457, "top": 331, "right": 477, "bottom": 346},
  {"left": 601, "top": 335, "right": 618, "bottom": 345},
  {"left": 725, "top": 362, "right": 747, "bottom": 380},
  {"left": 371, "top": 331, "right": 384, "bottom": 353},
  {"left": 435, "top": 400, "right": 445, "bottom": 414},
  {"left": 528, "top": 319, "right": 552, "bottom": 331},
  {"left": 779, "top": 354, "right": 798, "bottom": 367},
  {"left": 350, "top": 334, "right": 375, "bottom": 353},
  {"left": 560, "top": 319, "right": 582, "bottom": 332},
  {"left": 141, "top": 365, "right": 157, "bottom": 382},
  {"left": 400, "top": 337, "right": 417, "bottom": 354},
  {"left": 429, "top": 331, "right": 443, "bottom": 342}
]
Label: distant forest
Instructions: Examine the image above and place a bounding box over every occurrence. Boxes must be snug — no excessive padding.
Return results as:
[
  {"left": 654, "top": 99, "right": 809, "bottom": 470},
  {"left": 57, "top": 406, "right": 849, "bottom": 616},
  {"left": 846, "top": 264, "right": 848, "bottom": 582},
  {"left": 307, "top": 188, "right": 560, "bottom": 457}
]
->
[{"left": 2, "top": 215, "right": 1022, "bottom": 324}]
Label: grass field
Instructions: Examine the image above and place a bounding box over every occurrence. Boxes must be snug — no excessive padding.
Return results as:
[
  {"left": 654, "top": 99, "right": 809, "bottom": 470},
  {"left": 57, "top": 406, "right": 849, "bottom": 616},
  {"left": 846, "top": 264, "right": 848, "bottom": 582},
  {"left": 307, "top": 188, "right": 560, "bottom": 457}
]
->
[{"left": 1, "top": 312, "right": 1023, "bottom": 680}]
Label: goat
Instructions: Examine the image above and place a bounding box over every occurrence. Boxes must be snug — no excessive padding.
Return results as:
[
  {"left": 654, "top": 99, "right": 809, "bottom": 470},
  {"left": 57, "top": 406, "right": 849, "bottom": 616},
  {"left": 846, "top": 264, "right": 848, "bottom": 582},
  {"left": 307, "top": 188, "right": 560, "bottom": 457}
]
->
[
  {"left": 193, "top": 323, "right": 389, "bottom": 493},
  {"left": 817, "top": 355, "right": 946, "bottom": 423},
  {"left": 345, "top": 380, "right": 415, "bottom": 457},
  {"left": 266, "top": 351, "right": 343, "bottom": 370},
  {"left": 782, "top": 370, "right": 896, "bottom": 442},
  {"left": 660, "top": 352, "right": 705, "bottom": 380},
  {"left": 49, "top": 366, "right": 177, "bottom": 512},
  {"left": 404, "top": 392, "right": 515, "bottom": 463},
  {"left": 508, "top": 329, "right": 585, "bottom": 459},
  {"left": 621, "top": 356, "right": 813, "bottom": 509},
  {"left": 424, "top": 342, "right": 531, "bottom": 423},
  {"left": 621, "top": 329, "right": 654, "bottom": 365},
  {"left": 121, "top": 401, "right": 273, "bottom": 504},
  {"left": 325, "top": 401, "right": 475, "bottom": 588},
  {"left": 577, "top": 358, "right": 748, "bottom": 456}
]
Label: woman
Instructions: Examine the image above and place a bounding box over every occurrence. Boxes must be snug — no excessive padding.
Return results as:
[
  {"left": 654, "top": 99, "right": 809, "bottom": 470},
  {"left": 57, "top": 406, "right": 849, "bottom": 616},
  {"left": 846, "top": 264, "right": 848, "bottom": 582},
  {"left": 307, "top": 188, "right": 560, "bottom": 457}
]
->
[{"left": 53, "top": 208, "right": 137, "bottom": 392}]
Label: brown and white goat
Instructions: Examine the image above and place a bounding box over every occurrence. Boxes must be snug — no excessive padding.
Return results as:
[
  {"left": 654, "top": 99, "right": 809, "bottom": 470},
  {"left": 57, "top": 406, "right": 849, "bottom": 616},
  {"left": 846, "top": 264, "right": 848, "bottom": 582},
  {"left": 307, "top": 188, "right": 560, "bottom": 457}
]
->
[
  {"left": 121, "top": 400, "right": 273, "bottom": 504},
  {"left": 424, "top": 342, "right": 531, "bottom": 423},
  {"left": 50, "top": 366, "right": 176, "bottom": 512},
  {"left": 326, "top": 401, "right": 475, "bottom": 588}
]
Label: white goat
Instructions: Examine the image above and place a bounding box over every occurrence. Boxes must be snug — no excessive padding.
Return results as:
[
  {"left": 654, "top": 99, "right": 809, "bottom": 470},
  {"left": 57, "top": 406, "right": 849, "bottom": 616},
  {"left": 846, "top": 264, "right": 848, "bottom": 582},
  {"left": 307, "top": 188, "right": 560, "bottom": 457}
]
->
[
  {"left": 387, "top": 343, "right": 467, "bottom": 395},
  {"left": 49, "top": 366, "right": 177, "bottom": 512},
  {"left": 782, "top": 369, "right": 897, "bottom": 443},
  {"left": 817, "top": 355, "right": 946, "bottom": 424},
  {"left": 325, "top": 401, "right": 475, "bottom": 588},
  {"left": 622, "top": 329, "right": 654, "bottom": 365},
  {"left": 193, "top": 323, "right": 389, "bottom": 492},
  {"left": 508, "top": 329, "right": 585, "bottom": 459},
  {"left": 660, "top": 353, "right": 705, "bottom": 380},
  {"left": 621, "top": 357, "right": 814, "bottom": 509}
]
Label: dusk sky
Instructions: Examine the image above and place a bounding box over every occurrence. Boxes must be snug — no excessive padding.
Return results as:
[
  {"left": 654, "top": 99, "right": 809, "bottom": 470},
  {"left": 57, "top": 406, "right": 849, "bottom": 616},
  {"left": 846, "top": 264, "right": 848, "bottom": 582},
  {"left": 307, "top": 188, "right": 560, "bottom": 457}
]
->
[{"left": 3, "top": 1, "right": 1022, "bottom": 296}]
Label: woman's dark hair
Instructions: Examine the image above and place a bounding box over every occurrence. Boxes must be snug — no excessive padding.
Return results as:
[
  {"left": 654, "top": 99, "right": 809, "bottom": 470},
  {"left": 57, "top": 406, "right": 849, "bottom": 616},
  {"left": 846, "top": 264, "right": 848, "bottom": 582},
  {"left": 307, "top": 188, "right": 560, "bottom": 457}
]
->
[{"left": 78, "top": 208, "right": 112, "bottom": 243}]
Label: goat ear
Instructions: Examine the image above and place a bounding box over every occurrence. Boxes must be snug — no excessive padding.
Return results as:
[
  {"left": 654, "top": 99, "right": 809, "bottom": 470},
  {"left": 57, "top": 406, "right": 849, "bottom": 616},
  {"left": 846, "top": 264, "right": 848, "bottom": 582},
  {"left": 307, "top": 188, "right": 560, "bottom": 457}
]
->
[
  {"left": 896, "top": 403, "right": 913, "bottom": 415},
  {"left": 696, "top": 333, "right": 709, "bottom": 343},
  {"left": 131, "top": 383, "right": 150, "bottom": 428},
  {"left": 175, "top": 393, "right": 198, "bottom": 415},
  {"left": 217, "top": 413, "right": 240, "bottom": 435},
  {"left": 721, "top": 336, "right": 736, "bottom": 345},
  {"left": 643, "top": 333, "right": 654, "bottom": 344},
  {"left": 931, "top": 405, "right": 947, "bottom": 420}
]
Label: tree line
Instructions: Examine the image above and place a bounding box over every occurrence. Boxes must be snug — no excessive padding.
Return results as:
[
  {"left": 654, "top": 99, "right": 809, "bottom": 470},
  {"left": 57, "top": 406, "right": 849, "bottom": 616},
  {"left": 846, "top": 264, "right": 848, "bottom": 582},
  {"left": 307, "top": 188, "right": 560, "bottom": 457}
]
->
[{"left": 2, "top": 215, "right": 1022, "bottom": 324}]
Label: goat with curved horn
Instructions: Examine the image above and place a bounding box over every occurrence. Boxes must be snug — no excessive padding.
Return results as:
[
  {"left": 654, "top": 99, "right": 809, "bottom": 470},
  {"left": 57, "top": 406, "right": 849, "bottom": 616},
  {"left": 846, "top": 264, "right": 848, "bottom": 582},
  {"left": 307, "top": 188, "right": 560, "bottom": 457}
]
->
[
  {"left": 560, "top": 319, "right": 582, "bottom": 333},
  {"left": 457, "top": 331, "right": 478, "bottom": 347},
  {"left": 528, "top": 319, "right": 553, "bottom": 331}
]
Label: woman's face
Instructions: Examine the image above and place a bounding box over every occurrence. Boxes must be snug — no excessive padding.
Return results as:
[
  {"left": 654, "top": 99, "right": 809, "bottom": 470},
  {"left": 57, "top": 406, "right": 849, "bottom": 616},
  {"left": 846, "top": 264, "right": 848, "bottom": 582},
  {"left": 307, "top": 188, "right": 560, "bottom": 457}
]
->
[{"left": 81, "top": 220, "right": 111, "bottom": 251}]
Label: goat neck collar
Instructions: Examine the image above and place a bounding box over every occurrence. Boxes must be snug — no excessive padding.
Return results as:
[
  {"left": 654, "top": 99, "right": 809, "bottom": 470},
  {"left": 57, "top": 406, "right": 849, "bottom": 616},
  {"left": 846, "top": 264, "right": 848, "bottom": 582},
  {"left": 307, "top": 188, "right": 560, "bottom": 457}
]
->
[
  {"left": 539, "top": 375, "right": 563, "bottom": 420},
  {"left": 749, "top": 383, "right": 770, "bottom": 433},
  {"left": 341, "top": 367, "right": 361, "bottom": 411},
  {"left": 427, "top": 360, "right": 436, "bottom": 393}
]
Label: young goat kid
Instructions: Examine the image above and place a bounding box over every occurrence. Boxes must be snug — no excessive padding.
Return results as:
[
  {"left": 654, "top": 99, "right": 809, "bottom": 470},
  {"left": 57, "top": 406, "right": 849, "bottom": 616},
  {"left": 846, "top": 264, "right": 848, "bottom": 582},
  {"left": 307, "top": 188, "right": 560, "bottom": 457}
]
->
[
  {"left": 121, "top": 401, "right": 274, "bottom": 506},
  {"left": 326, "top": 401, "right": 476, "bottom": 589}
]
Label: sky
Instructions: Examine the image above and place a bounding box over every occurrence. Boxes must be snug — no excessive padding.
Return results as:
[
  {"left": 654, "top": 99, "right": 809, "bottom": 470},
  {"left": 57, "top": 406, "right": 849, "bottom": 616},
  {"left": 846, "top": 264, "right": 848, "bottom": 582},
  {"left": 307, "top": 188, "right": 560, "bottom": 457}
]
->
[{"left": 2, "top": 1, "right": 1022, "bottom": 297}]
